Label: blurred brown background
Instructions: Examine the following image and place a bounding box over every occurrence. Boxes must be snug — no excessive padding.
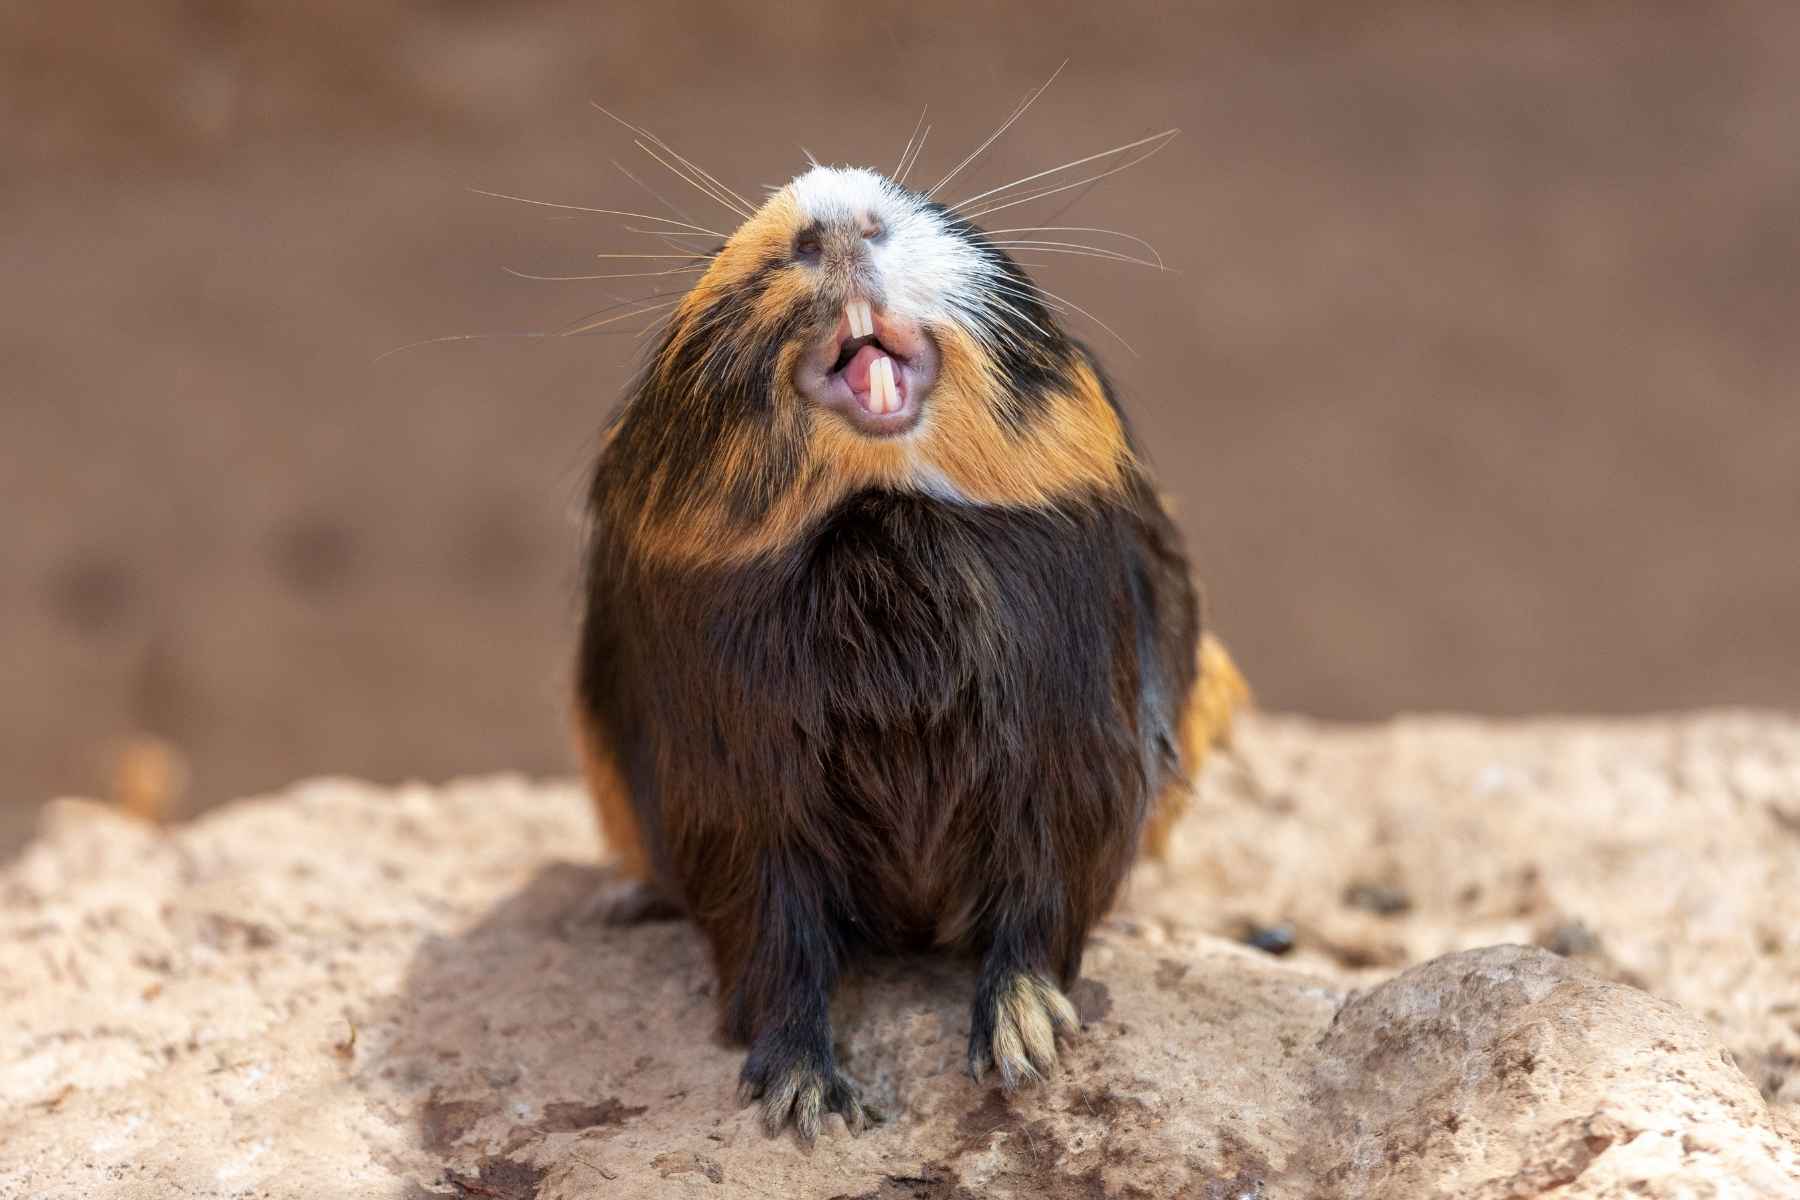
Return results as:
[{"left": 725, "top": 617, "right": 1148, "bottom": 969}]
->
[{"left": 4, "top": 1, "right": 1797, "bottom": 855}]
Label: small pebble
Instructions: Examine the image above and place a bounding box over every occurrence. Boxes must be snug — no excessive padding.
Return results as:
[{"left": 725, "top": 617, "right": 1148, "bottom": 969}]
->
[{"left": 1243, "top": 923, "right": 1296, "bottom": 956}]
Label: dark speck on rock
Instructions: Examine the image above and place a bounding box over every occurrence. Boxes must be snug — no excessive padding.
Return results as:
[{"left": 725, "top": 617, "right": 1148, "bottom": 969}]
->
[
  {"left": 538, "top": 1098, "right": 647, "bottom": 1132},
  {"left": 1343, "top": 883, "right": 1413, "bottom": 916},
  {"left": 445, "top": 1156, "right": 545, "bottom": 1200},
  {"left": 1243, "top": 923, "right": 1296, "bottom": 956}
]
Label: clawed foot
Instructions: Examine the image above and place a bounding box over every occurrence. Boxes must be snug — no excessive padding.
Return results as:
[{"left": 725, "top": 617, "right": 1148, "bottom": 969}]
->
[
  {"left": 968, "top": 970, "right": 1079, "bottom": 1089},
  {"left": 738, "top": 1039, "right": 879, "bottom": 1146}
]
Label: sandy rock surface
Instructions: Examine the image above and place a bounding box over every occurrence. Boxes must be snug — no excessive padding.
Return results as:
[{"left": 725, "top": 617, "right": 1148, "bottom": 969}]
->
[{"left": 2, "top": 713, "right": 1797, "bottom": 1198}]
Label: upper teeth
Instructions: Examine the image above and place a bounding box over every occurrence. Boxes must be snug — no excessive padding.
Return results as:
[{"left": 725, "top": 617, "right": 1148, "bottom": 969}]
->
[{"left": 846, "top": 299, "right": 874, "bottom": 339}]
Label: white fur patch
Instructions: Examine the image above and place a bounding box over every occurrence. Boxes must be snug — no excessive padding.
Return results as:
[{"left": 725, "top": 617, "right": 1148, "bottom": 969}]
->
[{"left": 787, "top": 165, "right": 998, "bottom": 343}]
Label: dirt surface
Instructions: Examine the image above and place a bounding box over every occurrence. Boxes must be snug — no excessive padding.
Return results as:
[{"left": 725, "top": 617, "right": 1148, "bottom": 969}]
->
[
  {"left": 5, "top": 3, "right": 1800, "bottom": 850},
  {"left": 4, "top": 712, "right": 1798, "bottom": 1197}
]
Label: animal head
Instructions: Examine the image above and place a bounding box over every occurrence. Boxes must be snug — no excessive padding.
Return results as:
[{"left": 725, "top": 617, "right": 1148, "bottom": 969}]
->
[{"left": 584, "top": 105, "right": 1176, "bottom": 565}]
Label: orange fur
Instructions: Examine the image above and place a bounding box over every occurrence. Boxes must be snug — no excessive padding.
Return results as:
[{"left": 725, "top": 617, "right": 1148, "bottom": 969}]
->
[
  {"left": 573, "top": 705, "right": 651, "bottom": 881},
  {"left": 622, "top": 323, "right": 1131, "bottom": 569},
  {"left": 1140, "top": 632, "right": 1251, "bottom": 861}
]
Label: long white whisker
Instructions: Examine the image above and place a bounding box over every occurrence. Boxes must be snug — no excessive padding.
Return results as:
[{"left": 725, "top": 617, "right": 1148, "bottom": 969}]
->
[
  {"left": 635, "top": 307, "right": 683, "bottom": 339},
  {"left": 974, "top": 296, "right": 1058, "bottom": 338},
  {"left": 962, "top": 131, "right": 1179, "bottom": 223},
  {"left": 980, "top": 240, "right": 1169, "bottom": 270},
  {"left": 893, "top": 106, "right": 928, "bottom": 180},
  {"left": 621, "top": 228, "right": 718, "bottom": 255},
  {"left": 622, "top": 226, "right": 715, "bottom": 238},
  {"left": 591, "top": 252, "right": 718, "bottom": 260},
  {"left": 468, "top": 188, "right": 723, "bottom": 237},
  {"left": 503, "top": 265, "right": 706, "bottom": 282},
  {"left": 560, "top": 297, "right": 684, "bottom": 338},
  {"left": 593, "top": 103, "right": 756, "bottom": 217},
  {"left": 610, "top": 158, "right": 703, "bottom": 231},
  {"left": 925, "top": 59, "right": 1067, "bottom": 201},
  {"left": 977, "top": 225, "right": 1165, "bottom": 267},
  {"left": 374, "top": 331, "right": 553, "bottom": 363},
  {"left": 632, "top": 138, "right": 753, "bottom": 221},
  {"left": 1006, "top": 276, "right": 1136, "bottom": 356},
  {"left": 657, "top": 143, "right": 756, "bottom": 217},
  {"left": 978, "top": 280, "right": 1069, "bottom": 317},
  {"left": 947, "top": 128, "right": 1177, "bottom": 214},
  {"left": 897, "top": 125, "right": 931, "bottom": 188},
  {"left": 1035, "top": 173, "right": 1106, "bottom": 229},
  {"left": 981, "top": 292, "right": 1063, "bottom": 319}
]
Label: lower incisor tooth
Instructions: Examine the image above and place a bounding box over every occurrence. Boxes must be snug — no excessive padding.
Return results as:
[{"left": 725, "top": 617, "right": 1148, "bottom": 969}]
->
[{"left": 872, "top": 356, "right": 896, "bottom": 413}]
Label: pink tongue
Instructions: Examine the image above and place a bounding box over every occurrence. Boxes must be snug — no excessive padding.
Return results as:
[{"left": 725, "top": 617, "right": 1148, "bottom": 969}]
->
[{"left": 842, "top": 343, "right": 887, "bottom": 396}]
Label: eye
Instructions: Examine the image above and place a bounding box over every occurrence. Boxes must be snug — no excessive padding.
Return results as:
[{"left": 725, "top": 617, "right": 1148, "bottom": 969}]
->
[
  {"left": 862, "top": 220, "right": 885, "bottom": 242},
  {"left": 793, "top": 228, "right": 823, "bottom": 262}
]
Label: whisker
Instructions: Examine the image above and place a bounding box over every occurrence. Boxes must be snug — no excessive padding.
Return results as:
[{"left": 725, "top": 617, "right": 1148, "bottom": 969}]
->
[
  {"left": 655, "top": 142, "right": 756, "bottom": 217},
  {"left": 979, "top": 240, "right": 1169, "bottom": 270},
  {"left": 635, "top": 308, "right": 681, "bottom": 339},
  {"left": 633, "top": 137, "right": 753, "bottom": 221},
  {"left": 924, "top": 59, "right": 1067, "bottom": 201},
  {"left": 897, "top": 124, "right": 931, "bottom": 188},
  {"left": 560, "top": 297, "right": 685, "bottom": 338},
  {"left": 593, "top": 103, "right": 756, "bottom": 218},
  {"left": 611, "top": 158, "right": 704, "bottom": 231},
  {"left": 1007, "top": 276, "right": 1136, "bottom": 356},
  {"left": 503, "top": 265, "right": 706, "bottom": 282},
  {"left": 1035, "top": 173, "right": 1105, "bottom": 228},
  {"left": 977, "top": 279, "right": 1070, "bottom": 316},
  {"left": 961, "top": 131, "right": 1179, "bottom": 223},
  {"left": 893, "top": 106, "right": 928, "bottom": 182},
  {"left": 468, "top": 188, "right": 722, "bottom": 237},
  {"left": 625, "top": 229, "right": 721, "bottom": 257},
  {"left": 976, "top": 225, "right": 1165, "bottom": 267},
  {"left": 623, "top": 225, "right": 714, "bottom": 235},
  {"left": 949, "top": 128, "right": 1178, "bottom": 214},
  {"left": 373, "top": 331, "right": 552, "bottom": 363},
  {"left": 591, "top": 252, "right": 718, "bottom": 260},
  {"left": 653, "top": 234, "right": 716, "bottom": 257}
]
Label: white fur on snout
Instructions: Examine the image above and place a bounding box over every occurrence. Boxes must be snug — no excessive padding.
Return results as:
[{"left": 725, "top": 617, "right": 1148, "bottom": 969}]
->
[{"left": 790, "top": 165, "right": 991, "bottom": 335}]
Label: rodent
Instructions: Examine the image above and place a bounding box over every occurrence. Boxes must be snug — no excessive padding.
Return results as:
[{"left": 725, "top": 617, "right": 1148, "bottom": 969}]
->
[{"left": 571, "top": 152, "right": 1247, "bottom": 1143}]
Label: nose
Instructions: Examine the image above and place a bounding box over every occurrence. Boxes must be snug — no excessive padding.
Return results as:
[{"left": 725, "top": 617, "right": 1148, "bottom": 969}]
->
[{"left": 826, "top": 214, "right": 883, "bottom": 258}]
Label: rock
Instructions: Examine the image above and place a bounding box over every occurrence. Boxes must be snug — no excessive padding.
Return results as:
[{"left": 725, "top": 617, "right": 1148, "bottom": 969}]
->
[{"left": 2, "top": 715, "right": 1798, "bottom": 1198}]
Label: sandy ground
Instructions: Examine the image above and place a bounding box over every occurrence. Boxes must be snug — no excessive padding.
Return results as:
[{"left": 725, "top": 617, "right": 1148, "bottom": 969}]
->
[
  {"left": 4, "top": 713, "right": 1797, "bottom": 1196},
  {"left": 4, "top": 2, "right": 1799, "bottom": 851}
]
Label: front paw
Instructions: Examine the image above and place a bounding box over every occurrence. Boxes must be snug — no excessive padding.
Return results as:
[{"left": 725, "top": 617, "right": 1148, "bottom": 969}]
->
[
  {"left": 968, "top": 971, "right": 1079, "bottom": 1090},
  {"left": 738, "top": 1038, "right": 877, "bottom": 1145}
]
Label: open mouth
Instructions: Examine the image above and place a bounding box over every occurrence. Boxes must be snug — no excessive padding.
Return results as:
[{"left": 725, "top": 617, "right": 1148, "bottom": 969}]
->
[{"left": 794, "top": 298, "right": 938, "bottom": 435}]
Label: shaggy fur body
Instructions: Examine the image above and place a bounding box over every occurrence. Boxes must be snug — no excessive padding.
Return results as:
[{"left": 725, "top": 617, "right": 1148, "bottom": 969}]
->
[{"left": 571, "top": 161, "right": 1239, "bottom": 1140}]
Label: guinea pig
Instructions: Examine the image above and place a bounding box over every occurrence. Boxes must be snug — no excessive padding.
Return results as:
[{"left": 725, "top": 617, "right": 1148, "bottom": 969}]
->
[{"left": 571, "top": 145, "right": 1247, "bottom": 1144}]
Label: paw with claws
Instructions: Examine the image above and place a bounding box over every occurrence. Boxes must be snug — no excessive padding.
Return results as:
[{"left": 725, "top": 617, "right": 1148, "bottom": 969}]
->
[
  {"left": 968, "top": 970, "right": 1080, "bottom": 1089},
  {"left": 738, "top": 1038, "right": 879, "bottom": 1145}
]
